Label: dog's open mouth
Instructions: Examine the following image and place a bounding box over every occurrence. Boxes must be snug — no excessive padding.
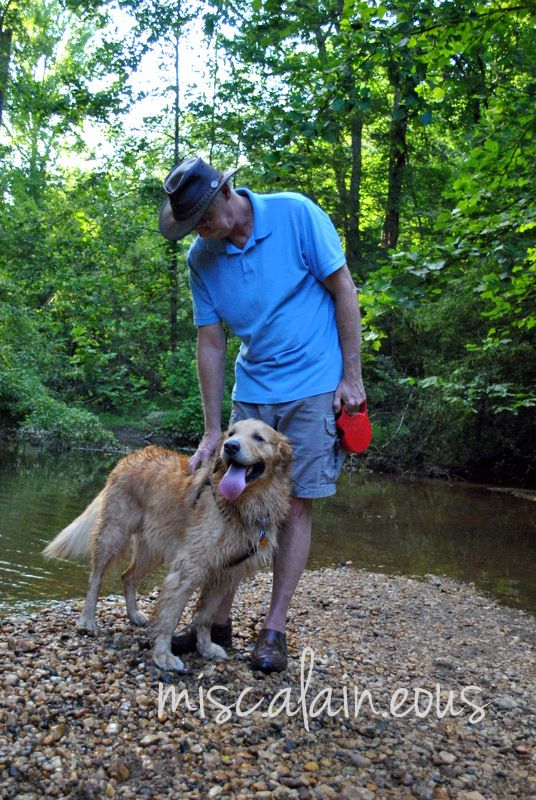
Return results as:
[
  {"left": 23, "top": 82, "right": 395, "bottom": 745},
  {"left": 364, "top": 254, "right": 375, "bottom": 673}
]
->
[
  {"left": 219, "top": 459, "right": 265, "bottom": 501},
  {"left": 245, "top": 461, "right": 265, "bottom": 482}
]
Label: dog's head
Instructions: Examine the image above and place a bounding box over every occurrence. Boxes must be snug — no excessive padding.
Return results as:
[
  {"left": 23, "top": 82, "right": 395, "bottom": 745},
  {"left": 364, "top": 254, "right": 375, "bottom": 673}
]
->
[{"left": 217, "top": 419, "right": 292, "bottom": 502}]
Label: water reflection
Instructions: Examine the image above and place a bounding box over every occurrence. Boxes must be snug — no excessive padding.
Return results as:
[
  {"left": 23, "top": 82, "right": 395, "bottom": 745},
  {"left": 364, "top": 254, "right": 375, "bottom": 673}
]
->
[
  {"left": 0, "top": 443, "right": 534, "bottom": 615},
  {"left": 313, "top": 471, "right": 536, "bottom": 611}
]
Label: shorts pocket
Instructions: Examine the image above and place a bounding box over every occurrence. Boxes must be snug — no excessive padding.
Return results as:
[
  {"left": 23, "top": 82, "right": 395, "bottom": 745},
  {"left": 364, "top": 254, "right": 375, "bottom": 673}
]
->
[{"left": 321, "top": 414, "right": 345, "bottom": 484}]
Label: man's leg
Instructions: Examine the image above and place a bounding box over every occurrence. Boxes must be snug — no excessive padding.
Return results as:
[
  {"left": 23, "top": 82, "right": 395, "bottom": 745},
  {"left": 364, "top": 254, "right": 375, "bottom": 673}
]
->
[
  {"left": 264, "top": 496, "right": 312, "bottom": 632},
  {"left": 249, "top": 497, "right": 312, "bottom": 673},
  {"left": 215, "top": 495, "right": 311, "bottom": 624},
  {"left": 214, "top": 497, "right": 311, "bottom": 620},
  {"left": 250, "top": 392, "right": 344, "bottom": 672}
]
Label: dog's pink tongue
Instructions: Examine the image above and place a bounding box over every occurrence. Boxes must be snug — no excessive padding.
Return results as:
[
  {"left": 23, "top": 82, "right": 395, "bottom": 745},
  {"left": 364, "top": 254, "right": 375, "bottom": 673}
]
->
[{"left": 219, "top": 464, "right": 247, "bottom": 501}]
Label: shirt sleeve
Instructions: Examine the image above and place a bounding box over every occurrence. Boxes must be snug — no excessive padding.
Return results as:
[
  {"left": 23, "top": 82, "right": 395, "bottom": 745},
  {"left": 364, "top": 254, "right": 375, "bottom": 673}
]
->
[
  {"left": 187, "top": 253, "right": 221, "bottom": 327},
  {"left": 299, "top": 197, "right": 347, "bottom": 281}
]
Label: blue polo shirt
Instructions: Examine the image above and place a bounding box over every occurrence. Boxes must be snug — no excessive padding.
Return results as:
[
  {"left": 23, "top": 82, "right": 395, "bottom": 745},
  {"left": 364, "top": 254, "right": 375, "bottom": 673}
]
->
[{"left": 187, "top": 189, "right": 346, "bottom": 403}]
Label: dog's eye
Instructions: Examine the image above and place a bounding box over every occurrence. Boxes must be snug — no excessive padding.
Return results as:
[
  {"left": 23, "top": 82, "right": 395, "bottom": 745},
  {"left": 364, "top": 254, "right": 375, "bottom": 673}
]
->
[
  {"left": 227, "top": 430, "right": 236, "bottom": 437},
  {"left": 253, "top": 433, "right": 265, "bottom": 443}
]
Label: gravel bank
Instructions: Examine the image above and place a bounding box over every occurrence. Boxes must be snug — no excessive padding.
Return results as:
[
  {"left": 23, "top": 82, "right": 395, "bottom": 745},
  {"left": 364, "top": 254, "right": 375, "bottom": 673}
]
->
[{"left": 1, "top": 567, "right": 535, "bottom": 800}]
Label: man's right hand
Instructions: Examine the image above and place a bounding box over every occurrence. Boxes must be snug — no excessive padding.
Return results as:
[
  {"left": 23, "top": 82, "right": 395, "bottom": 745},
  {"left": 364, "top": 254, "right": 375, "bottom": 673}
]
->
[{"left": 188, "top": 430, "right": 222, "bottom": 473}]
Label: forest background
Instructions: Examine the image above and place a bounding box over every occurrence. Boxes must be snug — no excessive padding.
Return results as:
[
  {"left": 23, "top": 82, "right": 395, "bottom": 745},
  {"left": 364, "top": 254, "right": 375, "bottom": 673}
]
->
[{"left": 0, "top": 0, "right": 534, "bottom": 486}]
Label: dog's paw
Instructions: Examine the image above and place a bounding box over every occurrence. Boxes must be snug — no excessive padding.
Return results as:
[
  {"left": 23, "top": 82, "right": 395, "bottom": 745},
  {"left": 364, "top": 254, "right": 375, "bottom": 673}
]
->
[
  {"left": 128, "top": 610, "right": 150, "bottom": 627},
  {"left": 76, "top": 615, "right": 97, "bottom": 635},
  {"left": 198, "top": 641, "right": 228, "bottom": 661},
  {"left": 153, "top": 649, "right": 186, "bottom": 672}
]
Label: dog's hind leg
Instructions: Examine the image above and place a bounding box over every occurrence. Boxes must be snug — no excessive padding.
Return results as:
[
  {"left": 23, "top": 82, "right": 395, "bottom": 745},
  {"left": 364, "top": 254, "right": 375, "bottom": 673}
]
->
[
  {"left": 77, "top": 521, "right": 130, "bottom": 635},
  {"left": 121, "top": 538, "right": 162, "bottom": 627},
  {"left": 152, "top": 563, "right": 200, "bottom": 672}
]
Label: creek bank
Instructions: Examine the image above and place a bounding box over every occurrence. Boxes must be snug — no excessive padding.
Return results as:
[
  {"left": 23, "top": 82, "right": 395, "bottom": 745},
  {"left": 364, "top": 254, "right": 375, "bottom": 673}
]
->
[
  {"left": 2, "top": 421, "right": 534, "bottom": 491},
  {"left": 107, "top": 427, "right": 536, "bottom": 498},
  {"left": 1, "top": 567, "right": 535, "bottom": 800}
]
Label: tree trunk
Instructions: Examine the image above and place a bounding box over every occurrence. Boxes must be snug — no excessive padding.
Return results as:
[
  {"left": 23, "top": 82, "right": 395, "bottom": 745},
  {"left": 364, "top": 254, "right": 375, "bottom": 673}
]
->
[
  {"left": 381, "top": 85, "right": 408, "bottom": 251},
  {"left": 345, "top": 113, "right": 363, "bottom": 279},
  {"left": 0, "top": 27, "right": 12, "bottom": 127},
  {"left": 169, "top": 28, "right": 180, "bottom": 352}
]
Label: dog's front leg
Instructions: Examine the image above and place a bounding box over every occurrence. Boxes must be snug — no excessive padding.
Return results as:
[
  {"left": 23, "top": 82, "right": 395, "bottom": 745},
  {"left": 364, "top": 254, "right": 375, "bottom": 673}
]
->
[
  {"left": 152, "top": 563, "right": 198, "bottom": 672},
  {"left": 192, "top": 582, "right": 233, "bottom": 661}
]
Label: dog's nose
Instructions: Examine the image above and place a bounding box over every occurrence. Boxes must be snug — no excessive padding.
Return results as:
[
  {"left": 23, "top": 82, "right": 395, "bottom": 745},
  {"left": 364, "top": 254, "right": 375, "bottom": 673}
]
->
[{"left": 224, "top": 439, "right": 241, "bottom": 456}]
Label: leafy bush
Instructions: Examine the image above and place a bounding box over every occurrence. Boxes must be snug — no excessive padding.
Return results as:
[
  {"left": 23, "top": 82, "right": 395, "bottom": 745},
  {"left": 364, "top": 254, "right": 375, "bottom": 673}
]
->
[
  {"left": 154, "top": 338, "right": 240, "bottom": 440},
  {"left": 18, "top": 396, "right": 115, "bottom": 447},
  {"left": 0, "top": 297, "right": 113, "bottom": 448}
]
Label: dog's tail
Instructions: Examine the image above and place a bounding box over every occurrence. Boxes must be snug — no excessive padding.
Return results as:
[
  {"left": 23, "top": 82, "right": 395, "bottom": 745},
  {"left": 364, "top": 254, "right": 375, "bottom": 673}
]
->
[{"left": 42, "top": 491, "right": 104, "bottom": 561}]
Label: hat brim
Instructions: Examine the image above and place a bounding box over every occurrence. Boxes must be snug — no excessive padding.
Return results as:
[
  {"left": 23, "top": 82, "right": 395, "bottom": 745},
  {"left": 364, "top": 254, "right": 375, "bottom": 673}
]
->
[{"left": 159, "top": 166, "right": 240, "bottom": 241}]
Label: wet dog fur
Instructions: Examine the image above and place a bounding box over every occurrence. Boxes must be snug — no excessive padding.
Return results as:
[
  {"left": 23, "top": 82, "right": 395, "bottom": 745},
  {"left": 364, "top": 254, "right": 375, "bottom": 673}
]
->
[{"left": 42, "top": 419, "right": 292, "bottom": 671}]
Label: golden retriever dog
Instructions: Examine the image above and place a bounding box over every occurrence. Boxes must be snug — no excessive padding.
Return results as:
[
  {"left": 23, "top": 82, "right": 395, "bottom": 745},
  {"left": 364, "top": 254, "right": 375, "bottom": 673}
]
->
[{"left": 42, "top": 419, "right": 292, "bottom": 671}]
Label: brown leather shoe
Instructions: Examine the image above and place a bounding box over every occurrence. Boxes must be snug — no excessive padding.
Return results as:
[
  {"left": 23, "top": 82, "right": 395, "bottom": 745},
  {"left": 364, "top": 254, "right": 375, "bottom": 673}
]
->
[
  {"left": 250, "top": 628, "right": 287, "bottom": 673},
  {"left": 171, "top": 620, "right": 232, "bottom": 656}
]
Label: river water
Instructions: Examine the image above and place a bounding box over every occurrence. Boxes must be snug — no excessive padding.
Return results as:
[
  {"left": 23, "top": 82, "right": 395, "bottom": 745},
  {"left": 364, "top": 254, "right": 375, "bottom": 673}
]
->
[{"left": 1, "top": 442, "right": 535, "bottom": 615}]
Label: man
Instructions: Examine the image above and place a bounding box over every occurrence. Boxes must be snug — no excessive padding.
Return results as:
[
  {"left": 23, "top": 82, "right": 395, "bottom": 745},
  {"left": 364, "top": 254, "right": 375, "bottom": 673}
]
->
[{"left": 159, "top": 156, "right": 365, "bottom": 673}]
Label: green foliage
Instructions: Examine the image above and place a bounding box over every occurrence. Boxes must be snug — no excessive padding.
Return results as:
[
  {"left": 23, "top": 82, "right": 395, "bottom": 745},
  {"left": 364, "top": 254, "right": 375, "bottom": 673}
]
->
[
  {"left": 364, "top": 354, "right": 535, "bottom": 482},
  {"left": 156, "top": 345, "right": 205, "bottom": 439},
  {"left": 0, "top": 0, "right": 534, "bottom": 483},
  {"left": 0, "top": 291, "right": 113, "bottom": 446},
  {"left": 18, "top": 395, "right": 114, "bottom": 446},
  {"left": 155, "top": 337, "right": 241, "bottom": 439}
]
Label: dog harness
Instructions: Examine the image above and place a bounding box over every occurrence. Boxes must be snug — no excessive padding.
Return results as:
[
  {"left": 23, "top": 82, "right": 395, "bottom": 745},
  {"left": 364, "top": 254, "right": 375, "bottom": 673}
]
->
[{"left": 225, "top": 522, "right": 269, "bottom": 569}]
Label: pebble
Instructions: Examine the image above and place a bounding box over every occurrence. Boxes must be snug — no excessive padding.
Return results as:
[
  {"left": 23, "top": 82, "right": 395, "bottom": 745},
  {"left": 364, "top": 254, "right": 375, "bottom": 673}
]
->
[
  {"left": 108, "top": 760, "right": 129, "bottom": 781},
  {"left": 0, "top": 567, "right": 534, "bottom": 800},
  {"left": 493, "top": 694, "right": 518, "bottom": 710},
  {"left": 105, "top": 722, "right": 120, "bottom": 735},
  {"left": 351, "top": 789, "right": 375, "bottom": 800},
  {"left": 316, "top": 784, "right": 337, "bottom": 798},
  {"left": 351, "top": 753, "right": 372, "bottom": 768}
]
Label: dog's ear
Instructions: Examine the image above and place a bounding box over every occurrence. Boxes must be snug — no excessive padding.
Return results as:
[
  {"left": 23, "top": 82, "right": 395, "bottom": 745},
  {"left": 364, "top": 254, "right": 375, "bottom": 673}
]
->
[{"left": 277, "top": 437, "right": 293, "bottom": 468}]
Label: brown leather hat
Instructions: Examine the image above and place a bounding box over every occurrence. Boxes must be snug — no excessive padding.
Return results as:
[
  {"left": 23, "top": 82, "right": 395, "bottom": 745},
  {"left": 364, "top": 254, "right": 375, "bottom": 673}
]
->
[{"left": 159, "top": 156, "right": 240, "bottom": 241}]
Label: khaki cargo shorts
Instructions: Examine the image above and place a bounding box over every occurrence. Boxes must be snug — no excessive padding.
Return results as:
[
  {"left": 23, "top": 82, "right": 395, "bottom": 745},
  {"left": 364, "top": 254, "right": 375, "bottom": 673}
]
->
[{"left": 230, "top": 392, "right": 346, "bottom": 499}]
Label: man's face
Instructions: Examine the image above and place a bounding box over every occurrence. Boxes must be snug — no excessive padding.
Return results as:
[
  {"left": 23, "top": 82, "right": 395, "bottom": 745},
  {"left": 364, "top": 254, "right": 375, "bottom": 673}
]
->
[{"left": 193, "top": 189, "right": 233, "bottom": 239}]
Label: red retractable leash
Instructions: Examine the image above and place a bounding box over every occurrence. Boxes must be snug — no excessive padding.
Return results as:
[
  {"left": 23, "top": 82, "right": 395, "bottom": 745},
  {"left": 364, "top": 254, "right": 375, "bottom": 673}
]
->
[{"left": 336, "top": 401, "right": 372, "bottom": 453}]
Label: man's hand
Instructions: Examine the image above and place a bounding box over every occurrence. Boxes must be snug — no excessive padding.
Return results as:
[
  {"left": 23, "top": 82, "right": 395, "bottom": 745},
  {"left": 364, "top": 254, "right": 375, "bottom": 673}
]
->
[
  {"left": 188, "top": 430, "right": 222, "bottom": 473},
  {"left": 333, "top": 375, "right": 366, "bottom": 415}
]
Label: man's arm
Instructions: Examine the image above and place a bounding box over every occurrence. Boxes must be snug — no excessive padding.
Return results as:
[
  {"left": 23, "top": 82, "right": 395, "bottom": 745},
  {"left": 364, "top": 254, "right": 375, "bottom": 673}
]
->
[
  {"left": 188, "top": 322, "right": 227, "bottom": 472},
  {"left": 322, "top": 264, "right": 366, "bottom": 414}
]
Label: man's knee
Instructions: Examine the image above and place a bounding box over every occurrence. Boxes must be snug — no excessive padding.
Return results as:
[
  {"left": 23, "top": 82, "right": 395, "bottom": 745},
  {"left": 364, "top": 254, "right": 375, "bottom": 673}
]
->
[{"left": 288, "top": 496, "right": 313, "bottom": 522}]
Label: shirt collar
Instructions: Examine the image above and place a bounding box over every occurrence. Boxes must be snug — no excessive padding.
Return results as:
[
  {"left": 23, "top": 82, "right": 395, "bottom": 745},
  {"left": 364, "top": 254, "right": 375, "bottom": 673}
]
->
[
  {"left": 195, "top": 187, "right": 272, "bottom": 256},
  {"left": 237, "top": 188, "right": 272, "bottom": 243}
]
